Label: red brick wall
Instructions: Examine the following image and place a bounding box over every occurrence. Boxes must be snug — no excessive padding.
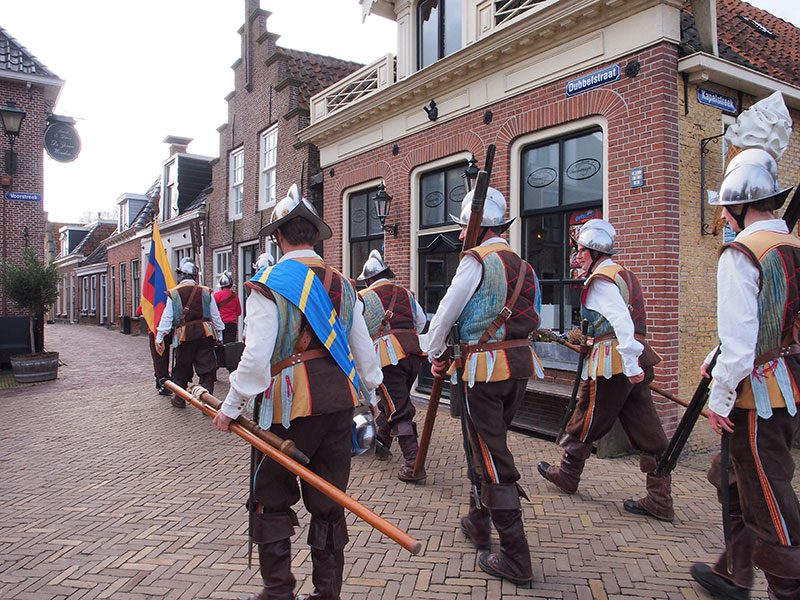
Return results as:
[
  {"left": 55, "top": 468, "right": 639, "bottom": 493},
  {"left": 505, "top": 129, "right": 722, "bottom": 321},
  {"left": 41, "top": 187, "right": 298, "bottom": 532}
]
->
[
  {"left": 204, "top": 26, "right": 322, "bottom": 285},
  {"left": 0, "top": 79, "right": 48, "bottom": 317},
  {"left": 107, "top": 238, "right": 144, "bottom": 327},
  {"left": 322, "top": 43, "right": 681, "bottom": 433}
]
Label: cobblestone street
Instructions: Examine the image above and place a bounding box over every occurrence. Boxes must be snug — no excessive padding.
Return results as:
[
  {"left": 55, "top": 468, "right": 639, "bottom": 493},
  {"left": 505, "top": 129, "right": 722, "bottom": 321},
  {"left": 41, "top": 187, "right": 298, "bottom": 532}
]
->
[{"left": 0, "top": 324, "right": 791, "bottom": 599}]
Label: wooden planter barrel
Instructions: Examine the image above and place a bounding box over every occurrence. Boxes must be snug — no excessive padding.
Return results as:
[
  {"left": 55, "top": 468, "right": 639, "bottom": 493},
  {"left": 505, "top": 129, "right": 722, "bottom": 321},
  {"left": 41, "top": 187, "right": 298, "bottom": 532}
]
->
[{"left": 10, "top": 352, "right": 59, "bottom": 383}]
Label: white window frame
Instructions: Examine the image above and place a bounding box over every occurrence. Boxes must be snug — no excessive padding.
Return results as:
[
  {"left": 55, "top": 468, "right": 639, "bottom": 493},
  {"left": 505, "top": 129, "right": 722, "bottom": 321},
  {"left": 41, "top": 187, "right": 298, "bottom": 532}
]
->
[
  {"left": 100, "top": 273, "right": 108, "bottom": 322},
  {"left": 90, "top": 275, "right": 97, "bottom": 312},
  {"left": 119, "top": 263, "right": 127, "bottom": 318},
  {"left": 82, "top": 277, "right": 89, "bottom": 313},
  {"left": 259, "top": 126, "right": 278, "bottom": 211},
  {"left": 163, "top": 159, "right": 178, "bottom": 220},
  {"left": 229, "top": 147, "right": 245, "bottom": 220},
  {"left": 213, "top": 247, "right": 232, "bottom": 288},
  {"left": 131, "top": 259, "right": 141, "bottom": 313}
]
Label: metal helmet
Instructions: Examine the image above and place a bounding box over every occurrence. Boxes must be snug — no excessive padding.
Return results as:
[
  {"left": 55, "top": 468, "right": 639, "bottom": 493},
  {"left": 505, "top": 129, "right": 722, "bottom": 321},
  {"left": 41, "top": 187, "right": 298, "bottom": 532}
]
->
[
  {"left": 218, "top": 270, "right": 233, "bottom": 289},
  {"left": 253, "top": 252, "right": 275, "bottom": 272},
  {"left": 357, "top": 249, "right": 395, "bottom": 281},
  {"left": 177, "top": 257, "right": 198, "bottom": 276},
  {"left": 259, "top": 183, "right": 332, "bottom": 240},
  {"left": 351, "top": 406, "right": 376, "bottom": 457},
  {"left": 450, "top": 186, "right": 515, "bottom": 230},
  {"left": 575, "top": 219, "right": 616, "bottom": 255},
  {"left": 709, "top": 148, "right": 792, "bottom": 211}
]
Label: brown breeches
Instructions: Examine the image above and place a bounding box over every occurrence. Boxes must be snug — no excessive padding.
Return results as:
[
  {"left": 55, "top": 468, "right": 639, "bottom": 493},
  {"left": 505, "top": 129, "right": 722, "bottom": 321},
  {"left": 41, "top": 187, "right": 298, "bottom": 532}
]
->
[
  {"left": 462, "top": 379, "right": 528, "bottom": 485},
  {"left": 377, "top": 355, "right": 422, "bottom": 438},
  {"left": 171, "top": 336, "right": 217, "bottom": 394},
  {"left": 147, "top": 331, "right": 171, "bottom": 385},
  {"left": 565, "top": 369, "right": 668, "bottom": 469}
]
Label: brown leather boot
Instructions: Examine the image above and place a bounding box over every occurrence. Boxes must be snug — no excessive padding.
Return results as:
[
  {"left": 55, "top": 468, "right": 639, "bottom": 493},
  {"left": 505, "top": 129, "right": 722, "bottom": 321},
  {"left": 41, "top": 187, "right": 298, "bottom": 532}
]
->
[
  {"left": 299, "top": 516, "right": 348, "bottom": 600},
  {"left": 754, "top": 540, "right": 800, "bottom": 600},
  {"left": 477, "top": 483, "right": 532, "bottom": 587},
  {"left": 249, "top": 513, "right": 297, "bottom": 600},
  {"left": 690, "top": 563, "right": 750, "bottom": 600},
  {"left": 710, "top": 493, "right": 755, "bottom": 590},
  {"left": 460, "top": 490, "right": 491, "bottom": 550},
  {"left": 537, "top": 452, "right": 585, "bottom": 494},
  {"left": 623, "top": 472, "right": 674, "bottom": 522},
  {"left": 397, "top": 435, "right": 425, "bottom": 482}
]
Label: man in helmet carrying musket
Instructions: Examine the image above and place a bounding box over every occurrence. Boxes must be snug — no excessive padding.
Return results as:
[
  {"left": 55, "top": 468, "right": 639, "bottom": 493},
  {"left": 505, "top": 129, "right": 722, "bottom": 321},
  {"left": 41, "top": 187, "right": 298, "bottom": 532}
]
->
[
  {"left": 537, "top": 218, "right": 674, "bottom": 523},
  {"left": 421, "top": 186, "right": 543, "bottom": 587},
  {"left": 689, "top": 138, "right": 800, "bottom": 599},
  {"left": 212, "top": 184, "right": 382, "bottom": 600},
  {"left": 357, "top": 250, "right": 427, "bottom": 482},
  {"left": 155, "top": 257, "right": 225, "bottom": 407}
]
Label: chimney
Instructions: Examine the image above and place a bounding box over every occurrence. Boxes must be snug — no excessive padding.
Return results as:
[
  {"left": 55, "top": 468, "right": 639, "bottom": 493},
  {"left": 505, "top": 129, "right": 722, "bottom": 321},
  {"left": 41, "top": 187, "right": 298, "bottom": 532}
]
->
[
  {"left": 163, "top": 135, "right": 193, "bottom": 156},
  {"left": 690, "top": 0, "right": 719, "bottom": 56}
]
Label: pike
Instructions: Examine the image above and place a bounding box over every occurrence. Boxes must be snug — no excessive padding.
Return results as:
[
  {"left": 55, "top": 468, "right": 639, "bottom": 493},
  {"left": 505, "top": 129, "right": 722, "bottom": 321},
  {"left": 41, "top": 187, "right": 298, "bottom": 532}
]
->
[
  {"left": 413, "top": 144, "right": 496, "bottom": 479},
  {"left": 164, "top": 380, "right": 423, "bottom": 555}
]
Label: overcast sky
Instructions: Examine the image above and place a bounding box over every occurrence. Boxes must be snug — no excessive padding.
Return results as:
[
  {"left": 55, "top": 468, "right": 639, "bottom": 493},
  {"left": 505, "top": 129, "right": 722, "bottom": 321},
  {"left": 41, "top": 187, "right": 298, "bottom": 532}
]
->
[{"left": 2, "top": 1, "right": 798, "bottom": 223}]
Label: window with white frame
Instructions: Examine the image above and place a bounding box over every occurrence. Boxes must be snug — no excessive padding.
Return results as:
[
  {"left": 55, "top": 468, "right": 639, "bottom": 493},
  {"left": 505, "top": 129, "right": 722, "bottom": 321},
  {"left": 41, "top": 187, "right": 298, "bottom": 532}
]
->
[
  {"left": 131, "top": 259, "right": 141, "bottom": 312},
  {"left": 120, "top": 263, "right": 127, "bottom": 317},
  {"left": 163, "top": 159, "right": 178, "bottom": 220},
  {"left": 229, "top": 147, "right": 244, "bottom": 219},
  {"left": 259, "top": 126, "right": 278, "bottom": 211},
  {"left": 213, "top": 248, "right": 232, "bottom": 287},
  {"left": 100, "top": 274, "right": 108, "bottom": 321},
  {"left": 417, "top": 0, "right": 462, "bottom": 70},
  {"left": 110, "top": 266, "right": 116, "bottom": 324},
  {"left": 348, "top": 185, "right": 384, "bottom": 281},
  {"left": 90, "top": 275, "right": 97, "bottom": 312},
  {"left": 82, "top": 277, "right": 89, "bottom": 313},
  {"left": 61, "top": 275, "right": 68, "bottom": 315}
]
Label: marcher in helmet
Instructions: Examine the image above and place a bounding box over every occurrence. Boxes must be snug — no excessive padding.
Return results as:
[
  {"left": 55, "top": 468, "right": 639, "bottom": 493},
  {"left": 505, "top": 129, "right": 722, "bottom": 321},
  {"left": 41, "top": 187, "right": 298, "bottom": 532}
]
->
[
  {"left": 537, "top": 217, "right": 673, "bottom": 522},
  {"left": 155, "top": 257, "right": 224, "bottom": 407},
  {"left": 357, "top": 249, "right": 427, "bottom": 481},
  {"left": 213, "top": 183, "right": 382, "bottom": 600},
  {"left": 422, "top": 186, "right": 542, "bottom": 586},
  {"left": 691, "top": 144, "right": 800, "bottom": 600},
  {"left": 213, "top": 270, "right": 242, "bottom": 344}
]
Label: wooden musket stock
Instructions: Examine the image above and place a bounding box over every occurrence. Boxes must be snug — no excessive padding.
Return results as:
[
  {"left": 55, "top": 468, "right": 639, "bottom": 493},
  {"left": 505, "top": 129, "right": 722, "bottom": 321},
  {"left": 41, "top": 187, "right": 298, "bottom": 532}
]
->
[{"left": 163, "top": 381, "right": 423, "bottom": 555}]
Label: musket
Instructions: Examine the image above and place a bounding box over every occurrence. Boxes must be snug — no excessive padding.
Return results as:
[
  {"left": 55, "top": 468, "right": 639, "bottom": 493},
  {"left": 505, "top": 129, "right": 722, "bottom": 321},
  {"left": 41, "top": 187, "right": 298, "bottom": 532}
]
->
[
  {"left": 413, "top": 144, "right": 496, "bottom": 477},
  {"left": 540, "top": 328, "right": 710, "bottom": 418},
  {"left": 657, "top": 181, "right": 800, "bottom": 475},
  {"left": 451, "top": 324, "right": 482, "bottom": 508},
  {"left": 248, "top": 392, "right": 264, "bottom": 569},
  {"left": 164, "top": 381, "right": 423, "bottom": 555},
  {"left": 557, "top": 319, "right": 589, "bottom": 440}
]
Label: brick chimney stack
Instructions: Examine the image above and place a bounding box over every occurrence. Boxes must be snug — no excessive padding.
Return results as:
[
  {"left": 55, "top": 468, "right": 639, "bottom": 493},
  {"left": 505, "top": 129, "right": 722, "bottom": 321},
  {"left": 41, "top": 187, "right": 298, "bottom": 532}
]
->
[{"left": 163, "top": 135, "right": 193, "bottom": 156}]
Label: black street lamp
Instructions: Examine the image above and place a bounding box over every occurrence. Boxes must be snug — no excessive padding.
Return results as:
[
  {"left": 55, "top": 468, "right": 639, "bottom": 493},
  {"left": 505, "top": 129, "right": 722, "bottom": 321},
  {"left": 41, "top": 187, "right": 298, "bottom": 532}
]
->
[
  {"left": 463, "top": 154, "right": 479, "bottom": 191},
  {"left": 373, "top": 182, "right": 398, "bottom": 237},
  {"left": 0, "top": 100, "right": 26, "bottom": 175}
]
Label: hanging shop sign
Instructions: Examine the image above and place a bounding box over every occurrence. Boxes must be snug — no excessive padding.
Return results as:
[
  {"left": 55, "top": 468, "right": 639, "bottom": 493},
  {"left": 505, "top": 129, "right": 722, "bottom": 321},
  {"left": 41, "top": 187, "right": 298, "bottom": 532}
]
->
[
  {"left": 44, "top": 119, "right": 81, "bottom": 163},
  {"left": 566, "top": 64, "right": 620, "bottom": 97},
  {"left": 697, "top": 88, "right": 737, "bottom": 113}
]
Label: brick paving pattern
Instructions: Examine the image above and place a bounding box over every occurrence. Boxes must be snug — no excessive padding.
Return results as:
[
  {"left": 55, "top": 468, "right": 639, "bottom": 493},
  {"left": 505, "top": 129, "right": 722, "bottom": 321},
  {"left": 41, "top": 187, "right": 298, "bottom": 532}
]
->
[{"left": 1, "top": 324, "right": 795, "bottom": 599}]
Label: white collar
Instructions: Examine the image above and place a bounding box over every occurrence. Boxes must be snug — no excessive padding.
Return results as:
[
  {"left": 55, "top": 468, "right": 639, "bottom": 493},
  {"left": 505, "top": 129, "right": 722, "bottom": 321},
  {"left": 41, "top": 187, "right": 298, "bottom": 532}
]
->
[
  {"left": 735, "top": 219, "right": 788, "bottom": 239},
  {"left": 279, "top": 249, "right": 320, "bottom": 261}
]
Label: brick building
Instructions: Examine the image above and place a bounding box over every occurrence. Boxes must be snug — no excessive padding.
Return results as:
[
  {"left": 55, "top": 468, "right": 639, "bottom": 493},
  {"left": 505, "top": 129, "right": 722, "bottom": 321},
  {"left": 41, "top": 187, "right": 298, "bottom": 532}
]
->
[
  {"left": 296, "top": 0, "right": 800, "bottom": 441},
  {"left": 202, "top": 0, "right": 362, "bottom": 337},
  {"left": 52, "top": 220, "right": 117, "bottom": 324},
  {"left": 0, "top": 25, "right": 64, "bottom": 321}
]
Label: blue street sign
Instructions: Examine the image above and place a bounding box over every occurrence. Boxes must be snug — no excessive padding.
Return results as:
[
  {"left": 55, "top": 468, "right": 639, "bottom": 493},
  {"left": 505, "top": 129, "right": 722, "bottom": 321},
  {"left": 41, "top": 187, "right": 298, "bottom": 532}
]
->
[
  {"left": 697, "top": 88, "right": 737, "bottom": 113},
  {"left": 4, "top": 192, "right": 42, "bottom": 201},
  {"left": 566, "top": 64, "right": 620, "bottom": 97}
]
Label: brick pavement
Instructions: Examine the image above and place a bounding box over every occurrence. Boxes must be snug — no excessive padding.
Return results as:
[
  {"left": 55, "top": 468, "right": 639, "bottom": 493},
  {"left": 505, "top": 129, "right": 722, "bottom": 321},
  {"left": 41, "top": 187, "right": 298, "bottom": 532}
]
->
[{"left": 0, "top": 324, "right": 794, "bottom": 599}]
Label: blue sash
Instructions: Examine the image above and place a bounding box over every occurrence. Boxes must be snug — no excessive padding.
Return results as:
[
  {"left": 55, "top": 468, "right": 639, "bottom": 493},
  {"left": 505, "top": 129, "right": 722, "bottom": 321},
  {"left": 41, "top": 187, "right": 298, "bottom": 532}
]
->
[{"left": 251, "top": 259, "right": 360, "bottom": 393}]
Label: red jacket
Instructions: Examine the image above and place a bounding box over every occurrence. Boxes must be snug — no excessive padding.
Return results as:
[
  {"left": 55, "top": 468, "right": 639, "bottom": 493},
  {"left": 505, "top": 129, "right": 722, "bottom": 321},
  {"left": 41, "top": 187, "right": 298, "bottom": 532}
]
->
[{"left": 213, "top": 289, "right": 242, "bottom": 324}]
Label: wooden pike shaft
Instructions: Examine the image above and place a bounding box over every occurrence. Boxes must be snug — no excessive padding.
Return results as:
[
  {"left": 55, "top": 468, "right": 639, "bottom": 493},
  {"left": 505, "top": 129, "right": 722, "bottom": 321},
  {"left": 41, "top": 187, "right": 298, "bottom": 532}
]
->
[
  {"left": 412, "top": 375, "right": 444, "bottom": 478},
  {"left": 164, "top": 380, "right": 423, "bottom": 555}
]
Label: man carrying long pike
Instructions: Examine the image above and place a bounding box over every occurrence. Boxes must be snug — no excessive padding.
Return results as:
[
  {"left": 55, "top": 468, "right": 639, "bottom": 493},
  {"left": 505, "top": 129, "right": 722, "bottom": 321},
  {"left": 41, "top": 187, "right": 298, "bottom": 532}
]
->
[{"left": 213, "top": 184, "right": 382, "bottom": 600}]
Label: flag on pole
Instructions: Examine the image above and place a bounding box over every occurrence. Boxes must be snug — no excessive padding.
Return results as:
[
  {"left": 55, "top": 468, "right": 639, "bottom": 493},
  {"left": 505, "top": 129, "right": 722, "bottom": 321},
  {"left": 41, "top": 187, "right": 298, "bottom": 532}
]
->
[{"left": 140, "top": 220, "right": 176, "bottom": 334}]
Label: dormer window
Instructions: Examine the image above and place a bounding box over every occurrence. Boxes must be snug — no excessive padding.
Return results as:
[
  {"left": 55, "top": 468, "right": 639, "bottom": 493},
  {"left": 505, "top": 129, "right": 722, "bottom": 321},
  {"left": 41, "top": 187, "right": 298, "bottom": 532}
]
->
[{"left": 417, "top": 0, "right": 462, "bottom": 70}]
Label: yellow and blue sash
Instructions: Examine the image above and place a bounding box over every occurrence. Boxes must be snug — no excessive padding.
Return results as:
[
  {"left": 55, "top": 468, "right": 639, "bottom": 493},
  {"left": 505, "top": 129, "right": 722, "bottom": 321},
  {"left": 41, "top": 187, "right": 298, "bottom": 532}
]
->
[{"left": 251, "top": 259, "right": 360, "bottom": 392}]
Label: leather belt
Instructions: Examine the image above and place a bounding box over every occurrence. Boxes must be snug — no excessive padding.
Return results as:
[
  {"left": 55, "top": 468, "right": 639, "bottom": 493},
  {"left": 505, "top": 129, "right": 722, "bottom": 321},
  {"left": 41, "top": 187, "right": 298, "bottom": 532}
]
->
[
  {"left": 463, "top": 338, "right": 531, "bottom": 354},
  {"left": 754, "top": 343, "right": 800, "bottom": 367},
  {"left": 271, "top": 348, "right": 329, "bottom": 376}
]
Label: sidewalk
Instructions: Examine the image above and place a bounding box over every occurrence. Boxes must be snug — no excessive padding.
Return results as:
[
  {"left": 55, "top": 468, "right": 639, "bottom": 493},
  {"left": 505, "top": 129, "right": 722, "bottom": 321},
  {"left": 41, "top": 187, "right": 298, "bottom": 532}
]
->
[{"left": 0, "top": 323, "right": 783, "bottom": 599}]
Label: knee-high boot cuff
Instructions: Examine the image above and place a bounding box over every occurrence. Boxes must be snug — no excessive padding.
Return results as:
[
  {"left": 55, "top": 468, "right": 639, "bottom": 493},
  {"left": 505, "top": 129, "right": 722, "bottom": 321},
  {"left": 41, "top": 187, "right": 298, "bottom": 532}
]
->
[
  {"left": 754, "top": 540, "right": 800, "bottom": 579},
  {"left": 308, "top": 516, "right": 349, "bottom": 551},
  {"left": 640, "top": 453, "right": 658, "bottom": 474},
  {"left": 252, "top": 513, "right": 296, "bottom": 545},
  {"left": 392, "top": 419, "right": 415, "bottom": 438},
  {"left": 481, "top": 482, "right": 522, "bottom": 511},
  {"left": 559, "top": 433, "right": 593, "bottom": 460}
]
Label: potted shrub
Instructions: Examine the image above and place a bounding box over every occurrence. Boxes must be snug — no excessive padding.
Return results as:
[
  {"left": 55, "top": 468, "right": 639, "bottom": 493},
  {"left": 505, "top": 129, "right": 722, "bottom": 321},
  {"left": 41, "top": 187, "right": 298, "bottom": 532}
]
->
[{"left": 0, "top": 247, "right": 60, "bottom": 383}]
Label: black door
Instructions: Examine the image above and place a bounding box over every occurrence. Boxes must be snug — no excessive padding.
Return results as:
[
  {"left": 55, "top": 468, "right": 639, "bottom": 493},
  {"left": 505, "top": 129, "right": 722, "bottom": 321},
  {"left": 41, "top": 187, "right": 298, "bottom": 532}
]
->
[{"left": 416, "top": 230, "right": 462, "bottom": 395}]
